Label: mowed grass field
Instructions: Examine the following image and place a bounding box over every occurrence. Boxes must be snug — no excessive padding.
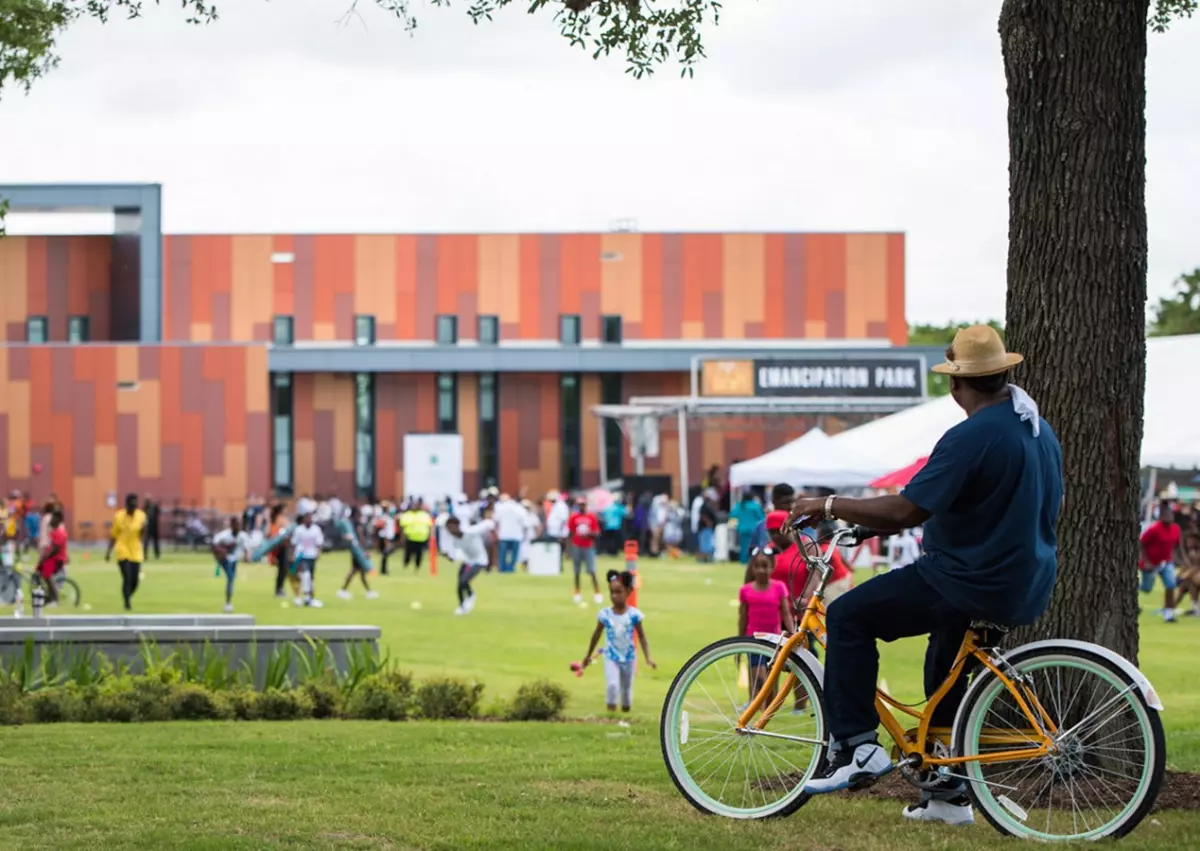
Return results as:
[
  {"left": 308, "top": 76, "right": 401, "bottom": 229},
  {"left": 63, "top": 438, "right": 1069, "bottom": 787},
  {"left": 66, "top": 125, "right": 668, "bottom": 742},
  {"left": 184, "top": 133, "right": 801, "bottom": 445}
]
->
[{"left": 0, "top": 550, "right": 1197, "bottom": 850}]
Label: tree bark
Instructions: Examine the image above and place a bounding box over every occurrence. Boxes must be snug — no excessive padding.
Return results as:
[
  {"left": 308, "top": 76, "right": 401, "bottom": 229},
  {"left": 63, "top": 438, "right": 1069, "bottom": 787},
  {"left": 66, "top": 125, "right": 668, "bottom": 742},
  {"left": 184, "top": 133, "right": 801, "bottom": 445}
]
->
[{"left": 1000, "top": 0, "right": 1148, "bottom": 662}]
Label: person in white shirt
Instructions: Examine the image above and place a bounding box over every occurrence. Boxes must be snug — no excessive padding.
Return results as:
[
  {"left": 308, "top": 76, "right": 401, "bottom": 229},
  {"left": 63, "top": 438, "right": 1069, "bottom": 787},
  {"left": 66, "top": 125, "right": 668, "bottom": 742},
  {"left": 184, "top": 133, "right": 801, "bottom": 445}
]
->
[
  {"left": 211, "top": 516, "right": 252, "bottom": 613},
  {"left": 545, "top": 491, "right": 570, "bottom": 566},
  {"left": 518, "top": 499, "right": 541, "bottom": 570},
  {"left": 289, "top": 513, "right": 325, "bottom": 608},
  {"left": 889, "top": 528, "right": 922, "bottom": 571},
  {"left": 378, "top": 505, "right": 397, "bottom": 575},
  {"left": 446, "top": 515, "right": 496, "bottom": 615},
  {"left": 493, "top": 494, "right": 527, "bottom": 574}
]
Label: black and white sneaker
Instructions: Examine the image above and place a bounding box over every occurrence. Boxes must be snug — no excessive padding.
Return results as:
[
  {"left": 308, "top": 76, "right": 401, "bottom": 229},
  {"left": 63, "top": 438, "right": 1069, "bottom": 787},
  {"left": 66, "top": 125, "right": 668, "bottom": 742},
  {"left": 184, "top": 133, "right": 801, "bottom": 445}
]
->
[
  {"left": 803, "top": 741, "right": 892, "bottom": 794},
  {"left": 902, "top": 795, "right": 975, "bottom": 825}
]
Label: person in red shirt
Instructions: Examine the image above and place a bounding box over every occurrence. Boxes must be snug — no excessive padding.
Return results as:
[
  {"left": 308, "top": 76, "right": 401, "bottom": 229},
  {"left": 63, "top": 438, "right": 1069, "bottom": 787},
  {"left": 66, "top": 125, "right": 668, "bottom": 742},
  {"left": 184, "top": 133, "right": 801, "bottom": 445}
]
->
[
  {"left": 568, "top": 499, "right": 602, "bottom": 605},
  {"left": 1139, "top": 501, "right": 1186, "bottom": 623},
  {"left": 36, "top": 509, "right": 67, "bottom": 605}
]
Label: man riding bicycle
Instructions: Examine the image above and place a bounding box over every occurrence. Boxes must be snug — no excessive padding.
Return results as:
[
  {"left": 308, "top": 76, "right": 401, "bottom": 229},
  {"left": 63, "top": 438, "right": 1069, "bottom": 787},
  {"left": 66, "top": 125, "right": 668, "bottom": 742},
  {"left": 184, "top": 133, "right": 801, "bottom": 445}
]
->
[{"left": 787, "top": 325, "right": 1063, "bottom": 825}]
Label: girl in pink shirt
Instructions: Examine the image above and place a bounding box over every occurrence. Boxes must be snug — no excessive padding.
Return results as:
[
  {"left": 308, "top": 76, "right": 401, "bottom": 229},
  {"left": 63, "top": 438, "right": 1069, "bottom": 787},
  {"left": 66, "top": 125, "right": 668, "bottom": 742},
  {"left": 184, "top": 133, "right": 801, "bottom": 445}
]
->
[{"left": 738, "top": 548, "right": 795, "bottom": 700}]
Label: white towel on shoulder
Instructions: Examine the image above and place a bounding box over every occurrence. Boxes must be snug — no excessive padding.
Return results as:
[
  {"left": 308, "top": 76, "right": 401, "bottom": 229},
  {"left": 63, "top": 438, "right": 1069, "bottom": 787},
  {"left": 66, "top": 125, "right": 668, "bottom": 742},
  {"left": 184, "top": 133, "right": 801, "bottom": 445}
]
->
[{"left": 1008, "top": 384, "right": 1040, "bottom": 437}]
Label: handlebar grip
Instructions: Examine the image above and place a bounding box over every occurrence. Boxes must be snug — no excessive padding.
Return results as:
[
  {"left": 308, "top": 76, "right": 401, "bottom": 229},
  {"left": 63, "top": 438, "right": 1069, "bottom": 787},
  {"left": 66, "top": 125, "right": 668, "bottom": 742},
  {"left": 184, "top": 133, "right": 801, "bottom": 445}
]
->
[{"left": 851, "top": 526, "right": 881, "bottom": 542}]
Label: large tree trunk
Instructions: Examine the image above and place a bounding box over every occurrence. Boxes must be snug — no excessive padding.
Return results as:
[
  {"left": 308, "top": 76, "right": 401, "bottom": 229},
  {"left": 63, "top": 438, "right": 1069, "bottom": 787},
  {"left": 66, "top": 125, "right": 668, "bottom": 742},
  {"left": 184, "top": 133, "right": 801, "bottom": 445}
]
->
[{"left": 1000, "top": 0, "right": 1148, "bottom": 662}]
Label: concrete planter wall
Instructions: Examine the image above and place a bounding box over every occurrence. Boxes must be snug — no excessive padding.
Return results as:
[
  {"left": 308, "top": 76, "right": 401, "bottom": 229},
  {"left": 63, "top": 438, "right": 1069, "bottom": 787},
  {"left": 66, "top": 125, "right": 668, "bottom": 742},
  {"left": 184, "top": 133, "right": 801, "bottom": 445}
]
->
[{"left": 0, "top": 621, "right": 382, "bottom": 689}]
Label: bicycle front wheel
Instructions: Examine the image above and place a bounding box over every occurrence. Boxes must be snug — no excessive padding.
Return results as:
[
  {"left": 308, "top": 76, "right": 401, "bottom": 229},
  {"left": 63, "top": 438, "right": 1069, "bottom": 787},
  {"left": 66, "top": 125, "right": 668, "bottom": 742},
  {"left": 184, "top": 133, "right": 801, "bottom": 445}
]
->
[
  {"left": 955, "top": 645, "right": 1165, "bottom": 841},
  {"left": 660, "top": 636, "right": 827, "bottom": 819},
  {"left": 56, "top": 577, "right": 81, "bottom": 608}
]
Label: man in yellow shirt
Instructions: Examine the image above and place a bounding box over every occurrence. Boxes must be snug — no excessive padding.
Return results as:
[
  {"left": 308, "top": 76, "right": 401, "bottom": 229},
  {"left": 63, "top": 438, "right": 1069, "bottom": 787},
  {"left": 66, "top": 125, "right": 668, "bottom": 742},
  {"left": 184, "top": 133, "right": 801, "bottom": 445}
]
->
[
  {"left": 400, "top": 500, "right": 433, "bottom": 572},
  {"left": 106, "top": 493, "right": 147, "bottom": 610}
]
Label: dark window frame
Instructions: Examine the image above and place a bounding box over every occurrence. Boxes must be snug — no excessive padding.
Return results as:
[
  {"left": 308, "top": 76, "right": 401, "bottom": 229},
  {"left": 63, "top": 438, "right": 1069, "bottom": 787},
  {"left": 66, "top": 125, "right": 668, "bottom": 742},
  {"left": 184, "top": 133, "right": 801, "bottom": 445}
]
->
[
  {"left": 600, "top": 373, "right": 623, "bottom": 480},
  {"left": 273, "top": 315, "right": 295, "bottom": 346},
  {"left": 354, "top": 315, "right": 376, "bottom": 346},
  {"left": 559, "top": 314, "right": 581, "bottom": 346},
  {"left": 354, "top": 373, "right": 375, "bottom": 498},
  {"left": 271, "top": 372, "right": 294, "bottom": 495},
  {"left": 67, "top": 315, "right": 90, "bottom": 343},
  {"left": 477, "top": 315, "right": 499, "bottom": 345},
  {"left": 436, "top": 315, "right": 458, "bottom": 345},
  {"left": 601, "top": 315, "right": 623, "bottom": 344},
  {"left": 478, "top": 373, "right": 499, "bottom": 488},
  {"left": 26, "top": 316, "right": 48, "bottom": 343},
  {"left": 437, "top": 373, "right": 458, "bottom": 433},
  {"left": 560, "top": 373, "right": 582, "bottom": 490}
]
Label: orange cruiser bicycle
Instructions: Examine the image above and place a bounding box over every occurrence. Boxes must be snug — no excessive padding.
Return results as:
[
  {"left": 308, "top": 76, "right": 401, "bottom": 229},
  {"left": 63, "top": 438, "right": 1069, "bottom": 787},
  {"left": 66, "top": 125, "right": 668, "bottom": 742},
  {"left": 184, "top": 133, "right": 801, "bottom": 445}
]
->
[{"left": 660, "top": 525, "right": 1166, "bottom": 840}]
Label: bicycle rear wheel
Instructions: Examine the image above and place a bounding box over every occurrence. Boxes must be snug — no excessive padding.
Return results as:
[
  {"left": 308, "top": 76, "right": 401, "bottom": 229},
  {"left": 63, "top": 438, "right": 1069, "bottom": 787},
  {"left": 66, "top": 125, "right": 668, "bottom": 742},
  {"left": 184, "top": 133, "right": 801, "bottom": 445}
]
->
[
  {"left": 954, "top": 645, "right": 1165, "bottom": 841},
  {"left": 56, "top": 577, "right": 81, "bottom": 608},
  {"left": 660, "top": 636, "right": 827, "bottom": 819}
]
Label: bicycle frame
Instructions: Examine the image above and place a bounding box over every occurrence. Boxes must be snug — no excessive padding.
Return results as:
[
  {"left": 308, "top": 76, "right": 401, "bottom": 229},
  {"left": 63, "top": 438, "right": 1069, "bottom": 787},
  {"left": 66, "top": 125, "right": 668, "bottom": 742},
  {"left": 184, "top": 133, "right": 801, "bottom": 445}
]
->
[{"left": 735, "top": 528, "right": 1058, "bottom": 767}]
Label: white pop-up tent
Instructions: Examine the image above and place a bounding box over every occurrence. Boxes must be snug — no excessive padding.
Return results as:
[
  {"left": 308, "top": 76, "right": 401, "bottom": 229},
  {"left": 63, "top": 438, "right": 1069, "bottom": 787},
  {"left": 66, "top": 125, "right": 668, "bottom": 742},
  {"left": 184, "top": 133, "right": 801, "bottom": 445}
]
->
[{"left": 728, "top": 427, "right": 890, "bottom": 489}]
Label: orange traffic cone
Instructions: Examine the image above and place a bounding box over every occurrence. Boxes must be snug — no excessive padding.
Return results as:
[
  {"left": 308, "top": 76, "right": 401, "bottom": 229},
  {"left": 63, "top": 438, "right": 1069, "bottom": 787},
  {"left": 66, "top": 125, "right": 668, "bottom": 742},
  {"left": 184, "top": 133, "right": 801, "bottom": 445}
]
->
[{"left": 624, "top": 540, "right": 640, "bottom": 608}]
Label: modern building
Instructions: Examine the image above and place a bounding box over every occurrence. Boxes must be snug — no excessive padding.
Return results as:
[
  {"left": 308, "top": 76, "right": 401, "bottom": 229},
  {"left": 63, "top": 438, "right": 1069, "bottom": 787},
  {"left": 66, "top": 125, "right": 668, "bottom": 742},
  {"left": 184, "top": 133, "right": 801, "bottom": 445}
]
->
[{"left": 0, "top": 184, "right": 935, "bottom": 532}]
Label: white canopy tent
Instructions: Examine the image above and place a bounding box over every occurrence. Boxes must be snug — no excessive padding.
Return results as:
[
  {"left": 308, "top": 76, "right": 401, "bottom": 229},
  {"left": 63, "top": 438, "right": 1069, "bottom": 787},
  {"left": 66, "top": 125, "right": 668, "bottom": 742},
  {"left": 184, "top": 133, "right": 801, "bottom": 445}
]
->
[{"left": 728, "top": 428, "right": 890, "bottom": 489}]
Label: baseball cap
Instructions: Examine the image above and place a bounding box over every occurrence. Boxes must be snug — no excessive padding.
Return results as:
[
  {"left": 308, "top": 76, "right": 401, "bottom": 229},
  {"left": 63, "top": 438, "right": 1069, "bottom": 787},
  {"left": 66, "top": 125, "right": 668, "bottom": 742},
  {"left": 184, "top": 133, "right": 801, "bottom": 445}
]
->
[{"left": 765, "top": 510, "right": 789, "bottom": 531}]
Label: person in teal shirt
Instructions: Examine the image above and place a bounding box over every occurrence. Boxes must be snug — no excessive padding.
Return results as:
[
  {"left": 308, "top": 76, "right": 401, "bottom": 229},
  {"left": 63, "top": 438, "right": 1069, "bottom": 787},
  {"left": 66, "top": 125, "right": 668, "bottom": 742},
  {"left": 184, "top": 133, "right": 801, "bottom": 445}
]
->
[
  {"left": 601, "top": 500, "right": 627, "bottom": 556},
  {"left": 730, "top": 492, "right": 766, "bottom": 564}
]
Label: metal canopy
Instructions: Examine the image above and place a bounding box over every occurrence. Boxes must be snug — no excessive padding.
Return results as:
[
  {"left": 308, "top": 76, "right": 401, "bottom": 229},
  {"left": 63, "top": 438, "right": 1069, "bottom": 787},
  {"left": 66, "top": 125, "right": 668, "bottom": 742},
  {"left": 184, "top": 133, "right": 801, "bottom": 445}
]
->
[{"left": 590, "top": 395, "right": 925, "bottom": 503}]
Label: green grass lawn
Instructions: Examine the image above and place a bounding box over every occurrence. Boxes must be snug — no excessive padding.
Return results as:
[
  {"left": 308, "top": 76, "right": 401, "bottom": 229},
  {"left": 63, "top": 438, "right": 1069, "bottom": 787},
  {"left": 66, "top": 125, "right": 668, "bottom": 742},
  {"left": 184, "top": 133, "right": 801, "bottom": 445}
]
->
[{"left": 0, "top": 552, "right": 1196, "bottom": 849}]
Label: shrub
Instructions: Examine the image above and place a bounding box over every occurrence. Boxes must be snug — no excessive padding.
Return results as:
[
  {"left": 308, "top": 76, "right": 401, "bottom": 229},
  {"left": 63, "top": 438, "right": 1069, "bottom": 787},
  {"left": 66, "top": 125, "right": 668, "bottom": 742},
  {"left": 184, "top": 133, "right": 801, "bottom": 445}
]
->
[
  {"left": 506, "top": 680, "right": 569, "bottom": 721},
  {"left": 124, "top": 676, "right": 174, "bottom": 722},
  {"left": 344, "top": 671, "right": 414, "bottom": 721},
  {"left": 170, "top": 684, "right": 227, "bottom": 720},
  {"left": 302, "top": 681, "right": 342, "bottom": 720},
  {"left": 0, "top": 683, "right": 27, "bottom": 726},
  {"left": 414, "top": 677, "right": 482, "bottom": 720},
  {"left": 84, "top": 683, "right": 139, "bottom": 723},
  {"left": 256, "top": 687, "right": 312, "bottom": 721},
  {"left": 217, "top": 688, "right": 261, "bottom": 721},
  {"left": 26, "top": 686, "right": 80, "bottom": 723}
]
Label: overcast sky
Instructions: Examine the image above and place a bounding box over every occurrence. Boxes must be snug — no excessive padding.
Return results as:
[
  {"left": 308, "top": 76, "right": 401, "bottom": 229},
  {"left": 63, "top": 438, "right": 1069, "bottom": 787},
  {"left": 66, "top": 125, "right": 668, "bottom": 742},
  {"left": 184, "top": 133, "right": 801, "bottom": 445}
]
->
[{"left": 1, "top": 0, "right": 1195, "bottom": 324}]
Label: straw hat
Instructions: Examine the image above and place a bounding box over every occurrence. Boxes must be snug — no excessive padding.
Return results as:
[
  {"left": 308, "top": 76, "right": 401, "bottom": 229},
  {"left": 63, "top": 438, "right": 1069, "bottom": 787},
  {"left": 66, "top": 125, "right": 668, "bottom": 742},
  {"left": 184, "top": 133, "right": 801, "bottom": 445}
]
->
[{"left": 931, "top": 325, "right": 1023, "bottom": 378}]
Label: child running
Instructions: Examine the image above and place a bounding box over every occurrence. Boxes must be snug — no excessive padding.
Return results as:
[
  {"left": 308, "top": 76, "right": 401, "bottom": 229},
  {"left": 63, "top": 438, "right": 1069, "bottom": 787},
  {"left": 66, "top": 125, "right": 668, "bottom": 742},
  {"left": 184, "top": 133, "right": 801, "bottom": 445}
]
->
[
  {"left": 739, "top": 548, "right": 795, "bottom": 702},
  {"left": 337, "top": 512, "right": 378, "bottom": 600},
  {"left": 211, "top": 516, "right": 252, "bottom": 613},
  {"left": 580, "top": 570, "right": 656, "bottom": 712},
  {"left": 289, "top": 512, "right": 325, "bottom": 608}
]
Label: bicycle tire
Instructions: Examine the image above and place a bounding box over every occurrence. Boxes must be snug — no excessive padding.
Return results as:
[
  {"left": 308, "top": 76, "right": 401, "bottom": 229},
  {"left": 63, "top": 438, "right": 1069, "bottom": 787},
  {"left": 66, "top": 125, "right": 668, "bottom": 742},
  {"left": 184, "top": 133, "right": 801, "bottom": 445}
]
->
[
  {"left": 953, "top": 644, "right": 1165, "bottom": 841},
  {"left": 57, "top": 577, "right": 81, "bottom": 608},
  {"left": 660, "top": 636, "right": 827, "bottom": 819}
]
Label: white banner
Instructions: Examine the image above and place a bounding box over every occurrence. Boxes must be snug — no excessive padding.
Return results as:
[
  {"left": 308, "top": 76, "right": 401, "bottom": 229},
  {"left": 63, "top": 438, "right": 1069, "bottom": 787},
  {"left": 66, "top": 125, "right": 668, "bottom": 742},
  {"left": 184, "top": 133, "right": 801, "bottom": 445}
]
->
[{"left": 402, "top": 434, "right": 464, "bottom": 502}]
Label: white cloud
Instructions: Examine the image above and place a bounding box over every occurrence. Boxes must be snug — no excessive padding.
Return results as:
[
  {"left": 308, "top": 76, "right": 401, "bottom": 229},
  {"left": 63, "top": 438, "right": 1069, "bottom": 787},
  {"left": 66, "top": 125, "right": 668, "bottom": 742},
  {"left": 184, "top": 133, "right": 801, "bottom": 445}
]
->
[{"left": 1, "top": 0, "right": 1196, "bottom": 325}]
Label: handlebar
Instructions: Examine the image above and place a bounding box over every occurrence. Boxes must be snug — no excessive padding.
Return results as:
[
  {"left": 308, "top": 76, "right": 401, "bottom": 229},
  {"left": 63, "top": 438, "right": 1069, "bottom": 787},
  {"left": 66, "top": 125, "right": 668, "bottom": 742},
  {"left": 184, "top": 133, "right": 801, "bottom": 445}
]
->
[{"left": 796, "top": 524, "right": 879, "bottom": 570}]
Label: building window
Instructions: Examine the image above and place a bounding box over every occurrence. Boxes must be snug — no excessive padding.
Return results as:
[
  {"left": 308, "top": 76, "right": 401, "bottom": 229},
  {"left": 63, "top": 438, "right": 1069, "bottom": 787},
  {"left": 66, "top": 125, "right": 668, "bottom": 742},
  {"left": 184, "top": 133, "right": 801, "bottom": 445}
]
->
[
  {"left": 68, "top": 316, "right": 90, "bottom": 343},
  {"left": 560, "top": 374, "right": 581, "bottom": 490},
  {"left": 26, "top": 316, "right": 48, "bottom": 343},
  {"left": 436, "top": 315, "right": 458, "bottom": 345},
  {"left": 272, "top": 373, "right": 294, "bottom": 495},
  {"left": 354, "top": 373, "right": 375, "bottom": 497},
  {"left": 600, "top": 373, "right": 623, "bottom": 481},
  {"left": 560, "top": 314, "right": 581, "bottom": 345},
  {"left": 601, "top": 315, "right": 622, "bottom": 344},
  {"left": 478, "top": 315, "right": 499, "bottom": 345},
  {"left": 273, "top": 315, "right": 294, "bottom": 346},
  {"left": 437, "top": 373, "right": 458, "bottom": 433},
  {"left": 354, "top": 315, "right": 376, "bottom": 346},
  {"left": 479, "top": 373, "right": 499, "bottom": 488}
]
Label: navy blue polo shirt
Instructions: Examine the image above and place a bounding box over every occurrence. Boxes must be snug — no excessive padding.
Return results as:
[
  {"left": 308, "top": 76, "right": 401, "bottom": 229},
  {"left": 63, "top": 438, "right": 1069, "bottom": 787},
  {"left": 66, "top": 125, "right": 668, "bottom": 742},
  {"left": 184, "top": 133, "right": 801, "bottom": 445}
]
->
[{"left": 902, "top": 399, "right": 1064, "bottom": 626}]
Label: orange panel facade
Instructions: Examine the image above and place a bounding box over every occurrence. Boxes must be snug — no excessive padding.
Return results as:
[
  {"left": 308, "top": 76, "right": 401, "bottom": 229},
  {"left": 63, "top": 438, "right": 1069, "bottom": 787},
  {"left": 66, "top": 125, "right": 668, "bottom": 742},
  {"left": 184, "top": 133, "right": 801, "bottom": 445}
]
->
[
  {"left": 161, "top": 232, "right": 905, "bottom": 345},
  {"left": 0, "top": 236, "right": 113, "bottom": 342},
  {"left": 0, "top": 344, "right": 271, "bottom": 534}
]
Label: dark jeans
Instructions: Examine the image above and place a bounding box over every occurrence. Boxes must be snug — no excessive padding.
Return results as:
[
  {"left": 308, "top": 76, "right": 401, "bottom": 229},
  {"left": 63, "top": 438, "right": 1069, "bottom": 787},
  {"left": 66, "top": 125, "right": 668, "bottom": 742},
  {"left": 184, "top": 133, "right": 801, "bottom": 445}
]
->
[
  {"left": 274, "top": 559, "right": 288, "bottom": 595},
  {"left": 457, "top": 563, "right": 486, "bottom": 604},
  {"left": 823, "top": 564, "right": 973, "bottom": 747},
  {"left": 600, "top": 529, "right": 623, "bottom": 556},
  {"left": 404, "top": 538, "right": 426, "bottom": 570},
  {"left": 118, "top": 560, "right": 141, "bottom": 610}
]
